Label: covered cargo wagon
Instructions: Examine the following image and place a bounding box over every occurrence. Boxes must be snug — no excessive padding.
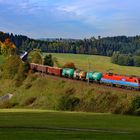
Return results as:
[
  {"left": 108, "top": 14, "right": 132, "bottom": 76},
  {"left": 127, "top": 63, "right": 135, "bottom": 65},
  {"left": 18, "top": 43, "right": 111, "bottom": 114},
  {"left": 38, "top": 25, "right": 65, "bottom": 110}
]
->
[
  {"left": 36, "top": 64, "right": 48, "bottom": 73},
  {"left": 48, "top": 66, "right": 62, "bottom": 76},
  {"left": 30, "top": 63, "right": 38, "bottom": 71}
]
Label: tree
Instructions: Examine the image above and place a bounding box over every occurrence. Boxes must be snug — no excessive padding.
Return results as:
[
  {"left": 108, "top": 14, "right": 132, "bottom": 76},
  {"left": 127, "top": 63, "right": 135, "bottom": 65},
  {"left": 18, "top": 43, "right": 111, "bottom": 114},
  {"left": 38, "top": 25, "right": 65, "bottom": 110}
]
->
[
  {"left": 111, "top": 52, "right": 119, "bottom": 64},
  {"left": 1, "top": 38, "right": 16, "bottom": 56},
  {"left": 117, "top": 55, "right": 125, "bottom": 66},
  {"left": 126, "top": 55, "right": 134, "bottom": 66},
  {"left": 134, "top": 56, "right": 140, "bottom": 67},
  {"left": 2, "top": 55, "right": 22, "bottom": 79},
  {"left": 135, "top": 49, "right": 140, "bottom": 56},
  {"left": 0, "top": 41, "right": 3, "bottom": 54},
  {"left": 15, "top": 62, "right": 29, "bottom": 86},
  {"left": 43, "top": 54, "right": 54, "bottom": 66},
  {"left": 53, "top": 57, "right": 60, "bottom": 67},
  {"left": 28, "top": 50, "right": 43, "bottom": 64},
  {"left": 0, "top": 31, "right": 7, "bottom": 42},
  {"left": 63, "top": 62, "right": 76, "bottom": 69},
  {"left": 1, "top": 43, "right": 7, "bottom": 56}
]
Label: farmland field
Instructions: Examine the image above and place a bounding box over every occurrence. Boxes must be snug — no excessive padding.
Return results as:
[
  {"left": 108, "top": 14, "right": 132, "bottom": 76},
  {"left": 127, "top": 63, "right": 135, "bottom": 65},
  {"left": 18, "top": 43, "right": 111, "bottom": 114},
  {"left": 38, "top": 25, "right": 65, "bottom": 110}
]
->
[
  {"left": 45, "top": 53, "right": 140, "bottom": 76},
  {"left": 0, "top": 109, "right": 140, "bottom": 140}
]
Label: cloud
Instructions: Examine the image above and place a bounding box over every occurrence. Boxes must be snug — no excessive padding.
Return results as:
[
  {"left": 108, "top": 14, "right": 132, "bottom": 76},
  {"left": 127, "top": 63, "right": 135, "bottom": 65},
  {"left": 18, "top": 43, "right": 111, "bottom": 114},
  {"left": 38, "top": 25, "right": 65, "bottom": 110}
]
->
[
  {"left": 0, "top": 0, "right": 140, "bottom": 38},
  {"left": 56, "top": 0, "right": 115, "bottom": 25},
  {"left": 56, "top": 0, "right": 140, "bottom": 33},
  {"left": 0, "top": 0, "right": 45, "bottom": 14}
]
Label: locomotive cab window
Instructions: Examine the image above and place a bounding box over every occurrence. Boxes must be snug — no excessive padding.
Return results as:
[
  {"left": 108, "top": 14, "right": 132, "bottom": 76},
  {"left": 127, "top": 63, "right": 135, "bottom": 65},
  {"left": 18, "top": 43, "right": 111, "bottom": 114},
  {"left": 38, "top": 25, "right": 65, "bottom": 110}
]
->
[{"left": 108, "top": 73, "right": 113, "bottom": 76}]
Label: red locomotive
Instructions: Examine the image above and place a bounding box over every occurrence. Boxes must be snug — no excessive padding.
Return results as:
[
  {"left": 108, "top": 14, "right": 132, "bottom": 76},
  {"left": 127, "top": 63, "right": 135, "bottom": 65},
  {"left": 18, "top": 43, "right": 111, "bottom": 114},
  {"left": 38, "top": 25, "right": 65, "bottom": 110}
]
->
[{"left": 101, "top": 73, "right": 140, "bottom": 89}]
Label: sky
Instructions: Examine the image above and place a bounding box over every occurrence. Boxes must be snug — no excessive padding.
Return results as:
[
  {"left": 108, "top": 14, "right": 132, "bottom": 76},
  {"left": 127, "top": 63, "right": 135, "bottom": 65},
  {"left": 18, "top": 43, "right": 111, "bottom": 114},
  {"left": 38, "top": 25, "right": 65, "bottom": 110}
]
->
[{"left": 0, "top": 0, "right": 140, "bottom": 39}]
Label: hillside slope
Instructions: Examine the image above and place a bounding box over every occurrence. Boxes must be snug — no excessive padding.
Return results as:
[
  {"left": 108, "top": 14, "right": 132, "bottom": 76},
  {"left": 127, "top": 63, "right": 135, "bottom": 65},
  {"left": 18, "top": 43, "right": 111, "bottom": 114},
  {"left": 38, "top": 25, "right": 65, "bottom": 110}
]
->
[{"left": 0, "top": 74, "right": 140, "bottom": 115}]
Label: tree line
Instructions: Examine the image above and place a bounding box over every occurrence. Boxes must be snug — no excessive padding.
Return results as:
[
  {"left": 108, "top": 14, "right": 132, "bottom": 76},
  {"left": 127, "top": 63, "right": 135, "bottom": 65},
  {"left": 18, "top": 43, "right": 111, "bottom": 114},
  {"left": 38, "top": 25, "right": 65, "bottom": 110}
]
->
[
  {"left": 1, "top": 31, "right": 140, "bottom": 56},
  {"left": 111, "top": 51, "right": 140, "bottom": 67},
  {"left": 1, "top": 31, "right": 140, "bottom": 67}
]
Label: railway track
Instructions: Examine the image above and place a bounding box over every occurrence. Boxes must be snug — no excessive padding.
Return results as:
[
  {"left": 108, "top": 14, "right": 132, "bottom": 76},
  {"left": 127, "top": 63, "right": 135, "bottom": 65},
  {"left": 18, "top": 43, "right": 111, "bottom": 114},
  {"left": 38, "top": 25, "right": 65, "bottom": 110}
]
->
[{"left": 36, "top": 72, "right": 140, "bottom": 93}]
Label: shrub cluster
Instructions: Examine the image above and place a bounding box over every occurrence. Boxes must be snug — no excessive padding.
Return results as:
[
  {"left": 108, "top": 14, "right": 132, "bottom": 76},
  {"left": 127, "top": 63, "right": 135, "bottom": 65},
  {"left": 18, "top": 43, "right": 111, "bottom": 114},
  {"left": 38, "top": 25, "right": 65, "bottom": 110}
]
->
[
  {"left": 56, "top": 88, "right": 80, "bottom": 111},
  {"left": 63, "top": 62, "right": 76, "bottom": 69},
  {"left": 1, "top": 55, "right": 29, "bottom": 86}
]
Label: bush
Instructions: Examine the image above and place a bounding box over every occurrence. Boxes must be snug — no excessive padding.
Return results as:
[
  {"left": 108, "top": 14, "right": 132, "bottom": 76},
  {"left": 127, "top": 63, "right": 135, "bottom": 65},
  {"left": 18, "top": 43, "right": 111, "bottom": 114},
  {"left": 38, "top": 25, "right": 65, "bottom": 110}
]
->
[
  {"left": 2, "top": 55, "right": 22, "bottom": 79},
  {"left": 23, "top": 97, "right": 37, "bottom": 106},
  {"left": 111, "top": 93, "right": 134, "bottom": 115},
  {"left": 79, "top": 96, "right": 96, "bottom": 112},
  {"left": 44, "top": 54, "right": 54, "bottom": 66},
  {"left": 0, "top": 100, "right": 13, "bottom": 108},
  {"left": 94, "top": 91, "right": 119, "bottom": 112},
  {"left": 28, "top": 50, "right": 43, "bottom": 64},
  {"left": 134, "top": 108, "right": 140, "bottom": 116},
  {"left": 113, "top": 99, "right": 133, "bottom": 115},
  {"left": 63, "top": 62, "right": 76, "bottom": 69},
  {"left": 56, "top": 87, "right": 80, "bottom": 111},
  {"left": 132, "top": 96, "right": 140, "bottom": 110},
  {"left": 57, "top": 95, "right": 80, "bottom": 111},
  {"left": 134, "top": 56, "right": 140, "bottom": 67},
  {"left": 24, "top": 83, "right": 32, "bottom": 89},
  {"left": 14, "top": 62, "right": 29, "bottom": 87}
]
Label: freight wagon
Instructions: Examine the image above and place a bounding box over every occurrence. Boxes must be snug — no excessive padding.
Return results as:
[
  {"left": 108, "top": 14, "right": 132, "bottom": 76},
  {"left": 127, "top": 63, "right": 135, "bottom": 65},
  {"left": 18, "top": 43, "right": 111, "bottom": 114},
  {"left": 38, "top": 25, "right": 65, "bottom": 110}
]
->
[
  {"left": 30, "top": 63, "right": 48, "bottom": 73},
  {"left": 30, "top": 63, "right": 38, "bottom": 71},
  {"left": 47, "top": 66, "right": 62, "bottom": 76},
  {"left": 29, "top": 63, "right": 140, "bottom": 91},
  {"left": 74, "top": 70, "right": 87, "bottom": 80},
  {"left": 36, "top": 64, "right": 48, "bottom": 73}
]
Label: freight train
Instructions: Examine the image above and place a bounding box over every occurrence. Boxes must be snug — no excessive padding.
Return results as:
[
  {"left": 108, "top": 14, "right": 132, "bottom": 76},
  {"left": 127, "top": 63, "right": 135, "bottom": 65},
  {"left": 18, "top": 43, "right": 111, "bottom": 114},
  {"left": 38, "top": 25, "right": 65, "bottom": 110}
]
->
[{"left": 30, "top": 63, "right": 140, "bottom": 90}]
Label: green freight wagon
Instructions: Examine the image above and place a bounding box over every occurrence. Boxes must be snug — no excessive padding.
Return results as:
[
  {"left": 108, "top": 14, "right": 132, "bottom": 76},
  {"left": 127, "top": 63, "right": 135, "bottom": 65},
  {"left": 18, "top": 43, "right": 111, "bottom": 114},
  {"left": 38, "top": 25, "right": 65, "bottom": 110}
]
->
[
  {"left": 62, "top": 68, "right": 75, "bottom": 78},
  {"left": 86, "top": 72, "right": 102, "bottom": 81}
]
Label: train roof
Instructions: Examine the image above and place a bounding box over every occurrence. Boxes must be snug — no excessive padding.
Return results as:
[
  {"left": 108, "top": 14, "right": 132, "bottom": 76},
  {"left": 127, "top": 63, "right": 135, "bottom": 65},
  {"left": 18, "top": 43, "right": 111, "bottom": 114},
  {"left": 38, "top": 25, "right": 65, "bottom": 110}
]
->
[{"left": 104, "top": 72, "right": 140, "bottom": 78}]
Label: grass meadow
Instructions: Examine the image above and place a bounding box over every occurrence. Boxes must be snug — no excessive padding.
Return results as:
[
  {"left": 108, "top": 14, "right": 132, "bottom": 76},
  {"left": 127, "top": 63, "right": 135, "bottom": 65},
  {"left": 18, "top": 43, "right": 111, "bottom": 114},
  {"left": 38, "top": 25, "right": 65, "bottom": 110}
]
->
[
  {"left": 0, "top": 109, "right": 140, "bottom": 140},
  {"left": 45, "top": 53, "right": 140, "bottom": 76}
]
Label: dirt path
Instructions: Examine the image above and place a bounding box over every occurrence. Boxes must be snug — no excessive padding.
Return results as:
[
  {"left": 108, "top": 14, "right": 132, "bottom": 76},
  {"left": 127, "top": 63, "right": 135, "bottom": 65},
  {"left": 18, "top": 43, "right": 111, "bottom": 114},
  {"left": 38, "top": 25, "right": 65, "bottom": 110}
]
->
[{"left": 0, "top": 126, "right": 130, "bottom": 134}]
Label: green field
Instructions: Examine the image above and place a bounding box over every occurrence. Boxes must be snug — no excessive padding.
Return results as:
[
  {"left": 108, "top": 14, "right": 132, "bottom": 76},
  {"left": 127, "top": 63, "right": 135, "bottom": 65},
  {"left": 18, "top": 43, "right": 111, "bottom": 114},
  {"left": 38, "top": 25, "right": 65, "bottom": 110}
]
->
[
  {"left": 46, "top": 53, "right": 140, "bottom": 76},
  {"left": 0, "top": 109, "right": 140, "bottom": 140}
]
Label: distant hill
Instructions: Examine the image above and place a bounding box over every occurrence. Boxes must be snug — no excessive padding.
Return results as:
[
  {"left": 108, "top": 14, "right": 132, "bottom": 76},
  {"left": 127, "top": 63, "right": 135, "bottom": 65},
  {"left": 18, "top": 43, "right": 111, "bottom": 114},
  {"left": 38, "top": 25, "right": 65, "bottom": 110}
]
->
[{"left": 38, "top": 38, "right": 80, "bottom": 42}]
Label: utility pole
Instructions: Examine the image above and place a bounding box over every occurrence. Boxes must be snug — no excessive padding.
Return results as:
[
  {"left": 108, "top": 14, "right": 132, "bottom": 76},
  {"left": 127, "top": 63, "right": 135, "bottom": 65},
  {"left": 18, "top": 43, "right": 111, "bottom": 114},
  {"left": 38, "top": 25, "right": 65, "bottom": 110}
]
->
[{"left": 88, "top": 58, "right": 90, "bottom": 85}]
